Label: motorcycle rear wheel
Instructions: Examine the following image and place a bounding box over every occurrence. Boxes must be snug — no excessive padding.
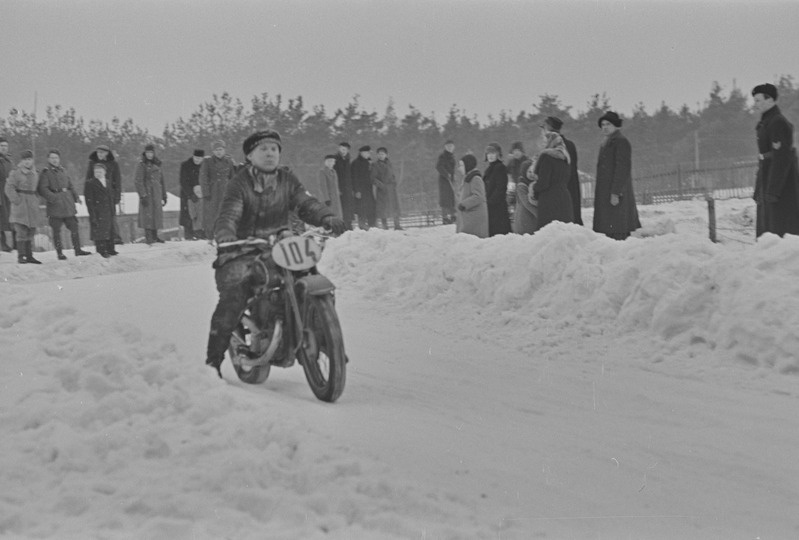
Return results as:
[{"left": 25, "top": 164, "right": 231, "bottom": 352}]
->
[
  {"left": 229, "top": 322, "right": 271, "bottom": 384},
  {"left": 299, "top": 294, "right": 346, "bottom": 402}
]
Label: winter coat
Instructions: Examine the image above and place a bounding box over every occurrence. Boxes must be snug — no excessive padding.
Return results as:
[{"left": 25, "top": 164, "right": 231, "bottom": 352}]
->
[
  {"left": 318, "top": 167, "right": 342, "bottom": 218},
  {"left": 134, "top": 154, "right": 166, "bottom": 229},
  {"left": 371, "top": 158, "right": 400, "bottom": 219},
  {"left": 533, "top": 153, "right": 574, "bottom": 230},
  {"left": 436, "top": 150, "right": 456, "bottom": 209},
  {"left": 4, "top": 164, "right": 42, "bottom": 228},
  {"left": 351, "top": 155, "right": 375, "bottom": 223},
  {"left": 562, "top": 136, "right": 583, "bottom": 225},
  {"left": 333, "top": 152, "right": 354, "bottom": 222},
  {"left": 38, "top": 164, "right": 79, "bottom": 219},
  {"left": 85, "top": 151, "right": 122, "bottom": 204},
  {"left": 179, "top": 157, "right": 202, "bottom": 228},
  {"left": 84, "top": 177, "right": 116, "bottom": 241},
  {"left": 483, "top": 160, "right": 511, "bottom": 236},
  {"left": 214, "top": 165, "right": 333, "bottom": 244},
  {"left": 754, "top": 105, "right": 799, "bottom": 237},
  {"left": 593, "top": 130, "right": 641, "bottom": 236},
  {"left": 0, "top": 154, "right": 14, "bottom": 230},
  {"left": 512, "top": 160, "right": 537, "bottom": 234},
  {"left": 200, "top": 155, "right": 236, "bottom": 232},
  {"left": 457, "top": 169, "right": 488, "bottom": 238}
]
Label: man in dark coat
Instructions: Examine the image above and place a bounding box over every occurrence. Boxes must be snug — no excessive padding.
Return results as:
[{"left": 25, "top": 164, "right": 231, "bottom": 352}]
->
[
  {"left": 200, "top": 140, "right": 237, "bottom": 235},
  {"left": 483, "top": 142, "right": 511, "bottom": 236},
  {"left": 542, "top": 116, "right": 583, "bottom": 225},
  {"left": 84, "top": 162, "right": 118, "bottom": 257},
  {"left": 752, "top": 83, "right": 799, "bottom": 238},
  {"left": 351, "top": 145, "right": 376, "bottom": 229},
  {"left": 38, "top": 149, "right": 91, "bottom": 259},
  {"left": 333, "top": 142, "right": 354, "bottom": 226},
  {"left": 205, "top": 130, "right": 346, "bottom": 377},
  {"left": 593, "top": 111, "right": 641, "bottom": 240},
  {"left": 86, "top": 144, "right": 123, "bottom": 244},
  {"left": 180, "top": 149, "right": 205, "bottom": 239},
  {"left": 0, "top": 137, "right": 14, "bottom": 251},
  {"left": 436, "top": 140, "right": 457, "bottom": 224},
  {"left": 371, "top": 147, "right": 402, "bottom": 230}
]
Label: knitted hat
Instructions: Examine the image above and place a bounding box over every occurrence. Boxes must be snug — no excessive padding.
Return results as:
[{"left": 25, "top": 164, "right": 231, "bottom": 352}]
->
[
  {"left": 461, "top": 154, "right": 477, "bottom": 173},
  {"left": 144, "top": 143, "right": 156, "bottom": 152},
  {"left": 752, "top": 83, "right": 778, "bottom": 101},
  {"left": 597, "top": 111, "right": 623, "bottom": 128},
  {"left": 48, "top": 148, "right": 61, "bottom": 156},
  {"left": 510, "top": 141, "right": 525, "bottom": 153},
  {"left": 20, "top": 150, "right": 34, "bottom": 160},
  {"left": 359, "top": 145, "right": 371, "bottom": 153},
  {"left": 543, "top": 116, "right": 563, "bottom": 132},
  {"left": 445, "top": 139, "right": 454, "bottom": 146},
  {"left": 485, "top": 142, "right": 502, "bottom": 159},
  {"left": 212, "top": 140, "right": 226, "bottom": 150},
  {"left": 242, "top": 130, "right": 282, "bottom": 155},
  {"left": 193, "top": 149, "right": 205, "bottom": 157}
]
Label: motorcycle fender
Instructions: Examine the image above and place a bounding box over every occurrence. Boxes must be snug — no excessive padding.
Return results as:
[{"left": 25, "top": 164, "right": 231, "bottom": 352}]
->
[{"left": 295, "top": 274, "right": 335, "bottom": 297}]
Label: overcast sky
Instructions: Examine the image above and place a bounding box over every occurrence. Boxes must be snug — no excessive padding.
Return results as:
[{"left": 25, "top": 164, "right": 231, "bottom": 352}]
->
[{"left": 2, "top": 0, "right": 798, "bottom": 134}]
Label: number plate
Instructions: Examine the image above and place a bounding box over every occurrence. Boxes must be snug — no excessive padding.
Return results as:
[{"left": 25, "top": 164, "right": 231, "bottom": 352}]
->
[{"left": 272, "top": 236, "right": 322, "bottom": 271}]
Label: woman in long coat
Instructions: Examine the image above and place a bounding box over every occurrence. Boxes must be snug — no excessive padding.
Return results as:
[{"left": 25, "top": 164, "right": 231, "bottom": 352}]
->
[
  {"left": 456, "top": 154, "right": 488, "bottom": 238},
  {"left": 532, "top": 132, "right": 574, "bottom": 230},
  {"left": 593, "top": 111, "right": 641, "bottom": 239},
  {"left": 318, "top": 155, "right": 343, "bottom": 218},
  {"left": 134, "top": 144, "right": 167, "bottom": 244},
  {"left": 512, "top": 160, "right": 538, "bottom": 234},
  {"left": 482, "top": 142, "right": 511, "bottom": 236},
  {"left": 4, "top": 150, "right": 42, "bottom": 263},
  {"left": 84, "top": 162, "right": 117, "bottom": 257}
]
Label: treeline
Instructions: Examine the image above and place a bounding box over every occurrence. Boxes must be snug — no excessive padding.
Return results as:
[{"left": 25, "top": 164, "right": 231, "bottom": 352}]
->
[{"left": 1, "top": 76, "right": 797, "bottom": 207}]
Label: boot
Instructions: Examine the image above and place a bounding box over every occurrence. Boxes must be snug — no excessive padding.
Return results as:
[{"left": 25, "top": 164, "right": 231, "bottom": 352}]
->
[
  {"left": 107, "top": 240, "right": 119, "bottom": 256},
  {"left": 57, "top": 249, "right": 67, "bottom": 261},
  {"left": 26, "top": 241, "right": 42, "bottom": 264},
  {"left": 144, "top": 229, "right": 154, "bottom": 245},
  {"left": 0, "top": 232, "right": 11, "bottom": 252},
  {"left": 17, "top": 240, "right": 27, "bottom": 264},
  {"left": 154, "top": 230, "right": 165, "bottom": 243},
  {"left": 71, "top": 231, "right": 91, "bottom": 256},
  {"left": 75, "top": 248, "right": 91, "bottom": 256},
  {"left": 96, "top": 241, "right": 109, "bottom": 258}
]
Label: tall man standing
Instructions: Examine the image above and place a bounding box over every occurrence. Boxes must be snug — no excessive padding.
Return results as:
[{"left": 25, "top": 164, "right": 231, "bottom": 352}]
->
[
  {"left": 333, "top": 142, "right": 354, "bottom": 226},
  {"left": 752, "top": 83, "right": 799, "bottom": 238},
  {"left": 351, "top": 145, "right": 376, "bottom": 229},
  {"left": 542, "top": 116, "right": 583, "bottom": 225},
  {"left": 86, "top": 144, "right": 123, "bottom": 244},
  {"left": 38, "top": 149, "right": 91, "bottom": 259},
  {"left": 436, "top": 140, "right": 456, "bottom": 224},
  {"left": 0, "top": 137, "right": 14, "bottom": 251},
  {"left": 200, "top": 140, "right": 236, "bottom": 235},
  {"left": 180, "top": 149, "right": 205, "bottom": 239},
  {"left": 372, "top": 147, "right": 402, "bottom": 230}
]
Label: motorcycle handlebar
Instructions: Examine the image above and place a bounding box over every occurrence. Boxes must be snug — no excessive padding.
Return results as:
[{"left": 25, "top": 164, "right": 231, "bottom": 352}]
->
[{"left": 217, "top": 228, "right": 333, "bottom": 250}]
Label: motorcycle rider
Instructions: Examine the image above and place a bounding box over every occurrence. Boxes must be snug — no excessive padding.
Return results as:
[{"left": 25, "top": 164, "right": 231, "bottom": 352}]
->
[{"left": 206, "top": 130, "right": 348, "bottom": 377}]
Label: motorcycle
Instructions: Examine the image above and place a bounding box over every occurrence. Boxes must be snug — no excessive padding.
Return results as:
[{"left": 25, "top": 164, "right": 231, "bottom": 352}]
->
[{"left": 218, "top": 228, "right": 346, "bottom": 402}]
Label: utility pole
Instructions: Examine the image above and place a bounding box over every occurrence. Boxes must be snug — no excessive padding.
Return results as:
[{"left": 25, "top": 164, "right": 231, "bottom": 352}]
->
[{"left": 694, "top": 130, "right": 700, "bottom": 171}]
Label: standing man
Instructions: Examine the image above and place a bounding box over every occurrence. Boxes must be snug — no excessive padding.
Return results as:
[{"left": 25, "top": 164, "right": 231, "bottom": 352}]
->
[
  {"left": 436, "top": 140, "right": 457, "bottom": 224},
  {"left": 85, "top": 144, "right": 123, "bottom": 244},
  {"left": 752, "top": 83, "right": 799, "bottom": 238},
  {"left": 180, "top": 149, "right": 205, "bottom": 239},
  {"left": 135, "top": 143, "right": 167, "bottom": 244},
  {"left": 351, "top": 145, "right": 376, "bottom": 229},
  {"left": 505, "top": 142, "right": 527, "bottom": 226},
  {"left": 0, "top": 137, "right": 14, "bottom": 251},
  {"left": 4, "top": 150, "right": 42, "bottom": 264},
  {"left": 333, "top": 142, "right": 354, "bottom": 227},
  {"left": 200, "top": 140, "right": 236, "bottom": 236},
  {"left": 38, "top": 149, "right": 91, "bottom": 259},
  {"left": 593, "top": 111, "right": 641, "bottom": 240},
  {"left": 542, "top": 116, "right": 583, "bottom": 225},
  {"left": 319, "top": 154, "right": 343, "bottom": 218},
  {"left": 372, "top": 147, "right": 402, "bottom": 230}
]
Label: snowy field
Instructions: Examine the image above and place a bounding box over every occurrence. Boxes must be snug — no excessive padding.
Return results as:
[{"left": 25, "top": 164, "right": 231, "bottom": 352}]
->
[{"left": 1, "top": 197, "right": 798, "bottom": 540}]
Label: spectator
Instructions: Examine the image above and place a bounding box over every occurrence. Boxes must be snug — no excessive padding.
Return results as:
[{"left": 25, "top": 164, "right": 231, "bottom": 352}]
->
[
  {"left": 318, "top": 154, "right": 342, "bottom": 218},
  {"left": 505, "top": 141, "right": 527, "bottom": 223},
  {"left": 4, "top": 150, "right": 42, "bottom": 264},
  {"left": 456, "top": 154, "right": 488, "bottom": 238},
  {"left": 483, "top": 142, "right": 511, "bottom": 236},
  {"left": 542, "top": 116, "right": 583, "bottom": 225},
  {"left": 333, "top": 142, "right": 354, "bottom": 226},
  {"left": 200, "top": 140, "right": 236, "bottom": 236},
  {"left": 38, "top": 149, "right": 91, "bottom": 259},
  {"left": 512, "top": 159, "right": 538, "bottom": 234},
  {"left": 85, "top": 144, "right": 123, "bottom": 244},
  {"left": 84, "top": 163, "right": 118, "bottom": 257},
  {"left": 593, "top": 111, "right": 641, "bottom": 240},
  {"left": 180, "top": 149, "right": 205, "bottom": 239},
  {"left": 134, "top": 143, "right": 167, "bottom": 244},
  {"left": 0, "top": 137, "right": 14, "bottom": 252},
  {"left": 752, "top": 83, "right": 799, "bottom": 237},
  {"left": 372, "top": 147, "right": 402, "bottom": 230},
  {"left": 436, "top": 140, "right": 457, "bottom": 224},
  {"left": 532, "top": 131, "right": 574, "bottom": 230},
  {"left": 351, "top": 145, "right": 376, "bottom": 229}
]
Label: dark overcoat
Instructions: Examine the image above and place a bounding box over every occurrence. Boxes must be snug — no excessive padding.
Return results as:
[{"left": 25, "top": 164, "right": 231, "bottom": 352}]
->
[
  {"left": 351, "top": 155, "right": 375, "bottom": 224},
  {"left": 200, "top": 155, "right": 236, "bottom": 232},
  {"left": 483, "top": 160, "right": 511, "bottom": 236},
  {"left": 533, "top": 153, "right": 574, "bottom": 230},
  {"left": 179, "top": 157, "right": 202, "bottom": 228},
  {"left": 371, "top": 158, "right": 400, "bottom": 220},
  {"left": 38, "top": 164, "right": 79, "bottom": 219},
  {"left": 86, "top": 151, "right": 122, "bottom": 204},
  {"left": 436, "top": 150, "right": 456, "bottom": 209},
  {"left": 0, "top": 154, "right": 12, "bottom": 230},
  {"left": 593, "top": 130, "right": 641, "bottom": 236},
  {"left": 318, "top": 167, "right": 342, "bottom": 218},
  {"left": 755, "top": 105, "right": 799, "bottom": 237},
  {"left": 333, "top": 153, "right": 354, "bottom": 223},
  {"left": 134, "top": 155, "right": 166, "bottom": 229},
  {"left": 84, "top": 177, "right": 116, "bottom": 241},
  {"left": 562, "top": 136, "right": 583, "bottom": 225}
]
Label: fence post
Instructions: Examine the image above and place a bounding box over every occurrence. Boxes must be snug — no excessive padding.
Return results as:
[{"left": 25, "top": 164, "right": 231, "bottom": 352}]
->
[
  {"left": 706, "top": 195, "right": 717, "bottom": 243},
  {"left": 677, "top": 163, "right": 683, "bottom": 199}
]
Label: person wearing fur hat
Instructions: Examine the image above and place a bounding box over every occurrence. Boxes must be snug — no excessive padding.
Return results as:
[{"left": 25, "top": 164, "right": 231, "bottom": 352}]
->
[
  {"left": 752, "top": 83, "right": 799, "bottom": 237},
  {"left": 532, "top": 131, "right": 574, "bottom": 230},
  {"left": 85, "top": 143, "right": 123, "bottom": 244},
  {"left": 593, "top": 111, "right": 640, "bottom": 239},
  {"left": 205, "top": 129, "right": 346, "bottom": 378},
  {"left": 512, "top": 159, "right": 538, "bottom": 234},
  {"left": 134, "top": 144, "right": 168, "bottom": 244},
  {"left": 483, "top": 142, "right": 511, "bottom": 236},
  {"left": 456, "top": 154, "right": 488, "bottom": 238},
  {"left": 84, "top": 162, "right": 118, "bottom": 257},
  {"left": 333, "top": 142, "right": 355, "bottom": 226},
  {"left": 318, "top": 154, "right": 342, "bottom": 219},
  {"left": 180, "top": 149, "right": 206, "bottom": 239},
  {"left": 200, "top": 139, "right": 236, "bottom": 235},
  {"left": 436, "top": 140, "right": 457, "bottom": 225},
  {"left": 4, "top": 150, "right": 42, "bottom": 263},
  {"left": 0, "top": 137, "right": 15, "bottom": 251},
  {"left": 351, "top": 145, "right": 376, "bottom": 229},
  {"left": 542, "top": 116, "right": 583, "bottom": 225}
]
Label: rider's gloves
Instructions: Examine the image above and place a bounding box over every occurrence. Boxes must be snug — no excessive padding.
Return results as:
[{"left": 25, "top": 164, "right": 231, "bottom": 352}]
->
[{"left": 323, "top": 215, "right": 348, "bottom": 235}]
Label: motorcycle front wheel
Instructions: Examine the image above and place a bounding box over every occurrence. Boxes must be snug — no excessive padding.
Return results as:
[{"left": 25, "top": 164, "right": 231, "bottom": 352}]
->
[
  {"left": 298, "top": 294, "right": 346, "bottom": 402},
  {"left": 229, "top": 321, "right": 271, "bottom": 384}
]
